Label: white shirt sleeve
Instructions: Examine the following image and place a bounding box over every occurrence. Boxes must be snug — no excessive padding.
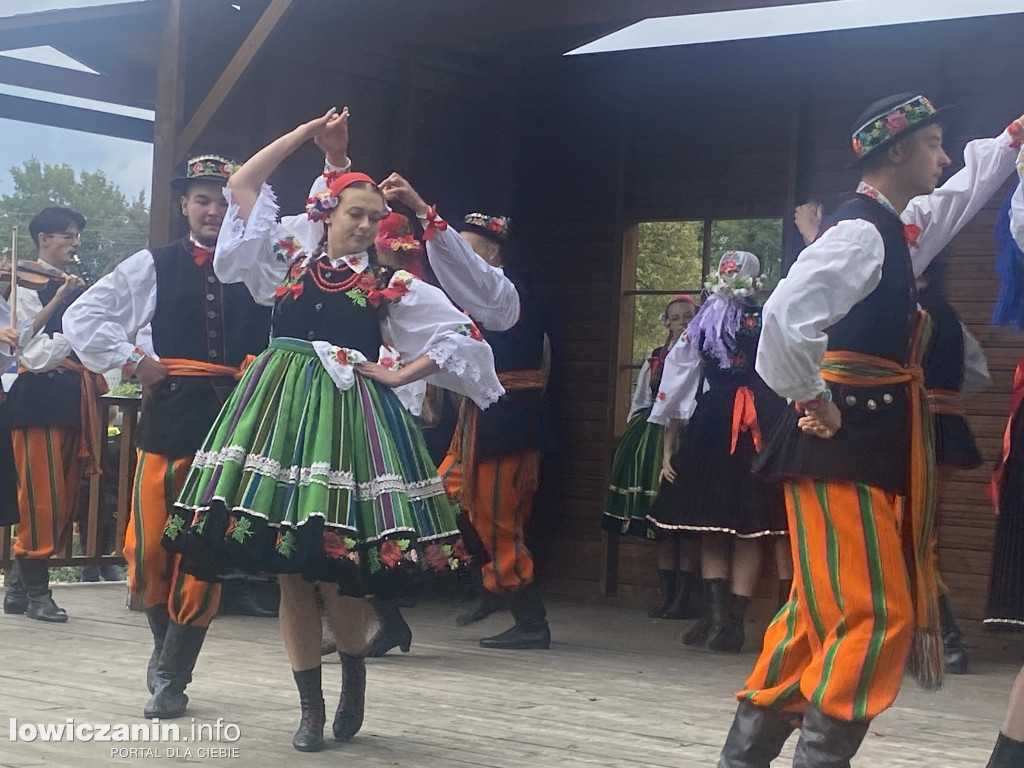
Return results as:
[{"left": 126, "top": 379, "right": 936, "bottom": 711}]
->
[
  {"left": 0, "top": 297, "right": 17, "bottom": 371},
  {"left": 1010, "top": 148, "right": 1024, "bottom": 251},
  {"left": 649, "top": 338, "right": 702, "bottom": 425},
  {"left": 214, "top": 183, "right": 322, "bottom": 306},
  {"left": 381, "top": 271, "right": 504, "bottom": 410},
  {"left": 18, "top": 279, "right": 73, "bottom": 373},
  {"left": 61, "top": 249, "right": 158, "bottom": 374},
  {"left": 961, "top": 324, "right": 991, "bottom": 393},
  {"left": 628, "top": 359, "right": 653, "bottom": 420},
  {"left": 423, "top": 226, "right": 521, "bottom": 331},
  {"left": 903, "top": 130, "right": 1019, "bottom": 275},
  {"left": 755, "top": 219, "right": 886, "bottom": 403}
]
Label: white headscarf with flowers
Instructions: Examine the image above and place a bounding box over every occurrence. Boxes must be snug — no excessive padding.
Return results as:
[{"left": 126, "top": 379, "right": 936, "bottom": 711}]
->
[{"left": 686, "top": 251, "right": 764, "bottom": 369}]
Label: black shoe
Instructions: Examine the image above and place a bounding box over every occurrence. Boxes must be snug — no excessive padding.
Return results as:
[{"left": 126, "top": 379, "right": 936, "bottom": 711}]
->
[
  {"left": 702, "top": 578, "right": 731, "bottom": 649},
  {"left": 649, "top": 570, "right": 677, "bottom": 618},
  {"left": 791, "top": 704, "right": 869, "bottom": 768},
  {"left": 456, "top": 591, "right": 504, "bottom": 626},
  {"left": 219, "top": 579, "right": 279, "bottom": 618},
  {"left": 146, "top": 605, "right": 169, "bottom": 694},
  {"left": 4, "top": 559, "right": 27, "bottom": 614},
  {"left": 682, "top": 618, "right": 710, "bottom": 646},
  {"left": 21, "top": 559, "right": 67, "bottom": 622},
  {"left": 938, "top": 594, "right": 968, "bottom": 674},
  {"left": 292, "top": 666, "right": 325, "bottom": 752},
  {"left": 718, "top": 699, "right": 796, "bottom": 768},
  {"left": 144, "top": 621, "right": 208, "bottom": 719},
  {"left": 480, "top": 622, "right": 551, "bottom": 649},
  {"left": 333, "top": 654, "right": 366, "bottom": 741},
  {"left": 708, "top": 594, "right": 748, "bottom": 654},
  {"left": 662, "top": 571, "right": 703, "bottom": 620},
  {"left": 369, "top": 599, "right": 412, "bottom": 657},
  {"left": 987, "top": 732, "right": 1024, "bottom": 768}
]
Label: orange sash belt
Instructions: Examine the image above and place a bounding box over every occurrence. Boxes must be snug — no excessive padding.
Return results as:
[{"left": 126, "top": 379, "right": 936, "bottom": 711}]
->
[
  {"left": 820, "top": 309, "right": 942, "bottom": 689},
  {"left": 730, "top": 386, "right": 762, "bottom": 455},
  {"left": 926, "top": 388, "right": 963, "bottom": 417},
  {"left": 159, "top": 357, "right": 254, "bottom": 379},
  {"left": 498, "top": 369, "right": 545, "bottom": 390}
]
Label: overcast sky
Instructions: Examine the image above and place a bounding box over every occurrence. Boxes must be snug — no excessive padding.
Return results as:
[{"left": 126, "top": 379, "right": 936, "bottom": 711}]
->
[{"left": 0, "top": 1, "right": 153, "bottom": 202}]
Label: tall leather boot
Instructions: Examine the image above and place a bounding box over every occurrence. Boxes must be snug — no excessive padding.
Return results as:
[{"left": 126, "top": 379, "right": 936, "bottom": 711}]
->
[
  {"left": 144, "top": 621, "right": 208, "bottom": 718},
  {"left": 480, "top": 584, "right": 550, "bottom": 649},
  {"left": 663, "top": 570, "right": 703, "bottom": 620},
  {"left": 649, "top": 570, "right": 677, "bottom": 618},
  {"left": 718, "top": 699, "right": 796, "bottom": 768},
  {"left": 333, "top": 653, "right": 366, "bottom": 742},
  {"left": 791, "top": 704, "right": 869, "bottom": 768},
  {"left": 457, "top": 566, "right": 504, "bottom": 626},
  {"left": 986, "top": 732, "right": 1024, "bottom": 767},
  {"left": 368, "top": 598, "right": 412, "bottom": 657},
  {"left": 708, "top": 593, "right": 747, "bottom": 653},
  {"left": 146, "top": 605, "right": 170, "bottom": 694},
  {"left": 21, "top": 558, "right": 67, "bottom": 622},
  {"left": 938, "top": 593, "right": 968, "bottom": 674},
  {"left": 291, "top": 666, "right": 325, "bottom": 752},
  {"left": 3, "top": 558, "right": 27, "bottom": 614},
  {"left": 692, "top": 578, "right": 729, "bottom": 649}
]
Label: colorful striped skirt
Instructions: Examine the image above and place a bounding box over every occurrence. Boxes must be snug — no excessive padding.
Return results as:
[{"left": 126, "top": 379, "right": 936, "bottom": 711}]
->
[
  {"left": 601, "top": 407, "right": 662, "bottom": 538},
  {"left": 164, "top": 337, "right": 469, "bottom": 596}
]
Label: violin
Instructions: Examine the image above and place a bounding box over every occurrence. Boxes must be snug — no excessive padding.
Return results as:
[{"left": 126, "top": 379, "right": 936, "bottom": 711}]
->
[{"left": 0, "top": 256, "right": 69, "bottom": 290}]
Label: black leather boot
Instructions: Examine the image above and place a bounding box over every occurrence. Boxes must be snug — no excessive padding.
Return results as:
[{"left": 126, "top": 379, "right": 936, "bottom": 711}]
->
[
  {"left": 292, "top": 666, "right": 325, "bottom": 752},
  {"left": 718, "top": 699, "right": 796, "bottom": 768},
  {"left": 938, "top": 593, "right": 968, "bottom": 674},
  {"left": 4, "top": 558, "right": 27, "bottom": 614},
  {"left": 146, "top": 605, "right": 170, "bottom": 694},
  {"left": 663, "top": 570, "right": 703, "bottom": 620},
  {"left": 708, "top": 593, "right": 747, "bottom": 653},
  {"left": 480, "top": 584, "right": 550, "bottom": 649},
  {"left": 987, "top": 732, "right": 1024, "bottom": 767},
  {"left": 22, "top": 558, "right": 67, "bottom": 622},
  {"left": 697, "top": 578, "right": 730, "bottom": 650},
  {"left": 791, "top": 704, "right": 869, "bottom": 768},
  {"left": 333, "top": 654, "right": 366, "bottom": 742},
  {"left": 219, "top": 578, "right": 279, "bottom": 617},
  {"left": 649, "top": 570, "right": 677, "bottom": 618},
  {"left": 368, "top": 598, "right": 412, "bottom": 657},
  {"left": 144, "top": 621, "right": 208, "bottom": 718}
]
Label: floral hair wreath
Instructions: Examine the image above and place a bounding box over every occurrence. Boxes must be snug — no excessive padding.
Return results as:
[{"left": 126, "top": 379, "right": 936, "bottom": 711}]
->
[
  {"left": 703, "top": 252, "right": 764, "bottom": 300},
  {"left": 305, "top": 171, "right": 385, "bottom": 222}
]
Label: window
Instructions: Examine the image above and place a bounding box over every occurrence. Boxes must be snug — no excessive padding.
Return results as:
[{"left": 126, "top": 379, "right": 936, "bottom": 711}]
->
[{"left": 614, "top": 217, "right": 783, "bottom": 433}]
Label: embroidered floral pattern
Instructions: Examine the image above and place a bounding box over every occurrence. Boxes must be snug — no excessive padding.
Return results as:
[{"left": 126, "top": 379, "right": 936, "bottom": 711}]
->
[
  {"left": 273, "top": 235, "right": 302, "bottom": 263},
  {"left": 227, "top": 516, "right": 254, "bottom": 543},
  {"left": 852, "top": 95, "right": 938, "bottom": 159},
  {"left": 163, "top": 515, "right": 185, "bottom": 541},
  {"left": 1008, "top": 119, "right": 1024, "bottom": 149},
  {"left": 276, "top": 529, "right": 297, "bottom": 558},
  {"left": 455, "top": 322, "right": 485, "bottom": 342}
]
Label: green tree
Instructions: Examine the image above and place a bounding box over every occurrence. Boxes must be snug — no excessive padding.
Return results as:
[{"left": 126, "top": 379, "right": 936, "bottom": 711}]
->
[{"left": 0, "top": 158, "right": 149, "bottom": 279}]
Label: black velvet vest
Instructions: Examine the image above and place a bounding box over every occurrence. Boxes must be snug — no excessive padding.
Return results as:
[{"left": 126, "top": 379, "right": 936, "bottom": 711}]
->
[
  {"left": 7, "top": 279, "right": 82, "bottom": 428},
  {"left": 474, "top": 285, "right": 546, "bottom": 459},
  {"left": 137, "top": 240, "right": 272, "bottom": 458},
  {"left": 754, "top": 194, "right": 917, "bottom": 494},
  {"left": 919, "top": 295, "right": 964, "bottom": 392}
]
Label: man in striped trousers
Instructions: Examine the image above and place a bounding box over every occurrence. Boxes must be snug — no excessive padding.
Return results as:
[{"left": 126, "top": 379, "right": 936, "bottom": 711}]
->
[{"left": 718, "top": 95, "right": 1024, "bottom": 766}]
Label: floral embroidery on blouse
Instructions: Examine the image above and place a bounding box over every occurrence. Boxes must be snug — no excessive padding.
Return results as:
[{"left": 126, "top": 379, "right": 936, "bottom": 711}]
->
[
  {"left": 273, "top": 235, "right": 302, "bottom": 263},
  {"left": 455, "top": 322, "right": 485, "bottom": 342}
]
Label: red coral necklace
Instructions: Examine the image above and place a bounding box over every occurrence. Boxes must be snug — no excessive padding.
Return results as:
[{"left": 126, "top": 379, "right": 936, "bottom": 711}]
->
[{"left": 309, "top": 258, "right": 361, "bottom": 294}]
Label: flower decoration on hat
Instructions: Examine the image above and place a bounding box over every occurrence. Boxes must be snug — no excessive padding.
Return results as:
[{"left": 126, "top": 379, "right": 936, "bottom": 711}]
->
[
  {"left": 703, "top": 251, "right": 764, "bottom": 300},
  {"left": 171, "top": 154, "right": 240, "bottom": 192},
  {"left": 851, "top": 95, "right": 939, "bottom": 162},
  {"left": 375, "top": 211, "right": 425, "bottom": 256},
  {"left": 463, "top": 213, "right": 510, "bottom": 241}
]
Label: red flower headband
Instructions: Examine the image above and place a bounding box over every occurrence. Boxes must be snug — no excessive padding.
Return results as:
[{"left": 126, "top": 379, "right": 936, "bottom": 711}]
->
[{"left": 306, "top": 171, "right": 384, "bottom": 222}]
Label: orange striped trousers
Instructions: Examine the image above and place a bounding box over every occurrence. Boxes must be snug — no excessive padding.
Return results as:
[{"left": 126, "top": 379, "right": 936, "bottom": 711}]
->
[
  {"left": 12, "top": 426, "right": 81, "bottom": 558},
  {"left": 741, "top": 479, "right": 913, "bottom": 722},
  {"left": 440, "top": 450, "right": 540, "bottom": 593},
  {"left": 124, "top": 450, "right": 220, "bottom": 627}
]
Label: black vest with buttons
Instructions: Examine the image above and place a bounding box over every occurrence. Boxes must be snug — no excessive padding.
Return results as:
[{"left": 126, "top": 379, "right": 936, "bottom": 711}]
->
[
  {"left": 270, "top": 255, "right": 384, "bottom": 357},
  {"left": 7, "top": 279, "right": 82, "bottom": 428},
  {"left": 137, "top": 239, "right": 271, "bottom": 458},
  {"left": 754, "top": 194, "right": 916, "bottom": 495}
]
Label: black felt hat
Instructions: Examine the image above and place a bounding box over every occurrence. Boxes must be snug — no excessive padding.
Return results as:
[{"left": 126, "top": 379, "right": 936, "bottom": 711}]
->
[{"left": 847, "top": 93, "right": 959, "bottom": 170}]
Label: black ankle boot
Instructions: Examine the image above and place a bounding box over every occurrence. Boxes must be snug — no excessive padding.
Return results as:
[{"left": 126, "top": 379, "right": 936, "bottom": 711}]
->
[
  {"left": 708, "top": 593, "right": 747, "bottom": 653},
  {"left": 649, "top": 570, "right": 677, "bottom": 618},
  {"left": 3, "top": 558, "right": 27, "bottom": 615},
  {"left": 292, "top": 666, "right": 325, "bottom": 752},
  {"left": 663, "top": 570, "right": 702, "bottom": 620},
  {"left": 21, "top": 558, "right": 67, "bottom": 622},
  {"left": 987, "top": 732, "right": 1024, "bottom": 767},
  {"left": 718, "top": 699, "right": 796, "bottom": 768},
  {"left": 699, "top": 578, "right": 730, "bottom": 649},
  {"left": 368, "top": 598, "right": 412, "bottom": 657},
  {"left": 144, "top": 621, "right": 208, "bottom": 718},
  {"left": 791, "top": 704, "right": 869, "bottom": 768},
  {"left": 480, "top": 584, "right": 550, "bottom": 649},
  {"left": 333, "top": 654, "right": 366, "bottom": 741},
  {"left": 938, "top": 594, "right": 968, "bottom": 674},
  {"left": 146, "top": 605, "right": 170, "bottom": 694}
]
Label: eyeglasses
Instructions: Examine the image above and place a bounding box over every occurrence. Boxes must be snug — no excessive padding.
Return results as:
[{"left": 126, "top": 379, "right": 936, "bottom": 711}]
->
[{"left": 48, "top": 233, "right": 81, "bottom": 243}]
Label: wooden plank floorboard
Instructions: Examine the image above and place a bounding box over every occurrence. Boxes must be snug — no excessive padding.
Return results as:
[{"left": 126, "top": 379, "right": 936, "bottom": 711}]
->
[{"left": 0, "top": 582, "right": 1018, "bottom": 766}]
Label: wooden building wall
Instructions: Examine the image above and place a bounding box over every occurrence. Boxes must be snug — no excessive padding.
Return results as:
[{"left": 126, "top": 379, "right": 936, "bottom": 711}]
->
[{"left": 514, "top": 15, "right": 1024, "bottom": 653}]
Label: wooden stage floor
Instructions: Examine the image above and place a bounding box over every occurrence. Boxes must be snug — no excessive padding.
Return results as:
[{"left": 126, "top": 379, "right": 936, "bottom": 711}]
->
[{"left": 1, "top": 582, "right": 1018, "bottom": 767}]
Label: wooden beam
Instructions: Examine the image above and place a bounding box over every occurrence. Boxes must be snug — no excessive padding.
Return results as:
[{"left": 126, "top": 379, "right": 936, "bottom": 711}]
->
[
  {"left": 0, "top": 93, "right": 152, "bottom": 141},
  {"left": 0, "top": 2, "right": 160, "bottom": 51},
  {"left": 150, "top": 0, "right": 186, "bottom": 248},
  {"left": 0, "top": 56, "right": 154, "bottom": 109},
  {"left": 173, "top": 0, "right": 295, "bottom": 162}
]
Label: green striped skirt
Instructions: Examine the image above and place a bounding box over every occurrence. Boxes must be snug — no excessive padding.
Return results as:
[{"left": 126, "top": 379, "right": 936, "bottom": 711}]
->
[
  {"left": 163, "top": 337, "right": 468, "bottom": 596},
  {"left": 601, "top": 407, "right": 663, "bottom": 538}
]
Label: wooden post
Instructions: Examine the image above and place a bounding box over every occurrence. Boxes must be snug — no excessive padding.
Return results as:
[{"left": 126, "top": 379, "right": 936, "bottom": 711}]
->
[{"left": 149, "top": 0, "right": 186, "bottom": 249}]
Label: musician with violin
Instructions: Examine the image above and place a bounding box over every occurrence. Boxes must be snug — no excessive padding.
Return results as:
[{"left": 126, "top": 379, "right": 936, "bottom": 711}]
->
[
  {"left": 3, "top": 206, "right": 102, "bottom": 625},
  {"left": 63, "top": 155, "right": 271, "bottom": 720}
]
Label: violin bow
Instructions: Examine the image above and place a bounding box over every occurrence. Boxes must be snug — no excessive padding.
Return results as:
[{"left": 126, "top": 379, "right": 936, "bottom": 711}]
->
[{"left": 9, "top": 226, "right": 17, "bottom": 328}]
